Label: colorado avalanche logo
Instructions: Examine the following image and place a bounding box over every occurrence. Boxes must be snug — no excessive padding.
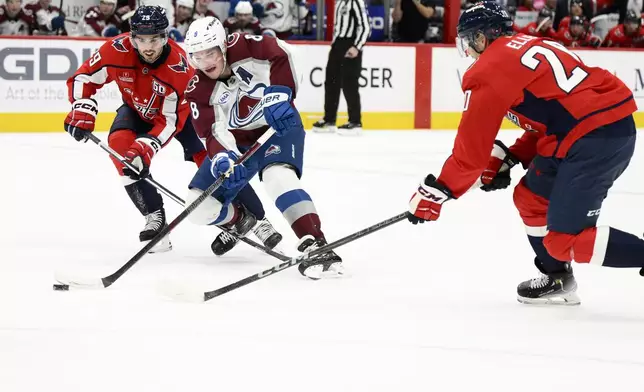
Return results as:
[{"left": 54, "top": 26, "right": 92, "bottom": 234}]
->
[
  {"left": 265, "top": 144, "right": 281, "bottom": 157},
  {"left": 228, "top": 84, "right": 267, "bottom": 129},
  {"left": 168, "top": 54, "right": 189, "bottom": 73},
  {"left": 112, "top": 37, "right": 128, "bottom": 53}
]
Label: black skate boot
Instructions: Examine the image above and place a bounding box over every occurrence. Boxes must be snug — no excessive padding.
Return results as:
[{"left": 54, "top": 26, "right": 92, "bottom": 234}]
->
[
  {"left": 211, "top": 205, "right": 257, "bottom": 256},
  {"left": 253, "top": 218, "right": 283, "bottom": 249},
  {"left": 296, "top": 235, "right": 344, "bottom": 280},
  {"left": 517, "top": 259, "right": 580, "bottom": 305},
  {"left": 311, "top": 119, "right": 337, "bottom": 133},
  {"left": 337, "top": 122, "right": 362, "bottom": 136},
  {"left": 140, "top": 209, "right": 172, "bottom": 253}
]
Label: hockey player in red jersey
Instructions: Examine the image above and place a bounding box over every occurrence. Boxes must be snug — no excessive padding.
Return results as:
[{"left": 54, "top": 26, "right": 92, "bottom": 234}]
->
[
  {"left": 224, "top": 1, "right": 262, "bottom": 35},
  {"left": 520, "top": 8, "right": 556, "bottom": 39},
  {"left": 65, "top": 6, "right": 282, "bottom": 254},
  {"left": 183, "top": 17, "right": 343, "bottom": 279},
  {"left": 556, "top": 0, "right": 584, "bottom": 33},
  {"left": 556, "top": 15, "right": 601, "bottom": 48},
  {"left": 0, "top": 0, "right": 34, "bottom": 35},
  {"left": 408, "top": 2, "right": 644, "bottom": 305},
  {"left": 602, "top": 10, "right": 644, "bottom": 48}
]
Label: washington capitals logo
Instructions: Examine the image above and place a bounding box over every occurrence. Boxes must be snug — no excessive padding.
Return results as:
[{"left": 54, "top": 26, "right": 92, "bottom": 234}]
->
[
  {"left": 112, "top": 37, "right": 128, "bottom": 53},
  {"left": 168, "top": 54, "right": 189, "bottom": 73}
]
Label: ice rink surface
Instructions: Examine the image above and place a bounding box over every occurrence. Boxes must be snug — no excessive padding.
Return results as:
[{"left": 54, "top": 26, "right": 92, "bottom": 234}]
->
[{"left": 2, "top": 130, "right": 644, "bottom": 392}]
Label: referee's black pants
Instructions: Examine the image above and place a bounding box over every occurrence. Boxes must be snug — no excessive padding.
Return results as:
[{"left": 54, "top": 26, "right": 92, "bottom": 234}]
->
[{"left": 323, "top": 38, "right": 362, "bottom": 124}]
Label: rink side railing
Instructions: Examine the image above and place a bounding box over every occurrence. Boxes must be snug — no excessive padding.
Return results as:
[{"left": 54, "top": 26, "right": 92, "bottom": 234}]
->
[{"left": 0, "top": 36, "right": 642, "bottom": 132}]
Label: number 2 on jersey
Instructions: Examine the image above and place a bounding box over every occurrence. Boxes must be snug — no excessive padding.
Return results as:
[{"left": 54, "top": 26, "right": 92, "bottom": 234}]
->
[{"left": 520, "top": 41, "right": 588, "bottom": 94}]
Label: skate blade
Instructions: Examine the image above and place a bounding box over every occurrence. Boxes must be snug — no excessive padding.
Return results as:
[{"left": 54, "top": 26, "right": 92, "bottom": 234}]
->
[
  {"left": 517, "top": 291, "right": 581, "bottom": 306},
  {"left": 301, "top": 262, "right": 345, "bottom": 280},
  {"left": 311, "top": 126, "right": 337, "bottom": 134},
  {"left": 146, "top": 238, "right": 173, "bottom": 254},
  {"left": 337, "top": 129, "right": 362, "bottom": 137}
]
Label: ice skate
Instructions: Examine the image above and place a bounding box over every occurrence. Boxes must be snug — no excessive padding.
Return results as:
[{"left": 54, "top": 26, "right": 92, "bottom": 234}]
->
[
  {"left": 140, "top": 209, "right": 172, "bottom": 253},
  {"left": 211, "top": 205, "right": 257, "bottom": 256},
  {"left": 311, "top": 120, "right": 337, "bottom": 134},
  {"left": 517, "top": 261, "right": 580, "bottom": 305},
  {"left": 337, "top": 122, "right": 362, "bottom": 136},
  {"left": 296, "top": 235, "right": 344, "bottom": 280}
]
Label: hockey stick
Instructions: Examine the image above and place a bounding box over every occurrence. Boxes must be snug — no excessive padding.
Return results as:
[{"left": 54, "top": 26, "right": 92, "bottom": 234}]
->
[
  {"left": 55, "top": 128, "right": 277, "bottom": 289},
  {"left": 167, "top": 212, "right": 409, "bottom": 302},
  {"left": 86, "top": 132, "right": 288, "bottom": 261}
]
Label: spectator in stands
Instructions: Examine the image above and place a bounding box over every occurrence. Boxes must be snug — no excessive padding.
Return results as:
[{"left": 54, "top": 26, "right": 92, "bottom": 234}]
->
[
  {"left": 26, "top": 0, "right": 65, "bottom": 35},
  {"left": 603, "top": 9, "right": 644, "bottom": 46},
  {"left": 393, "top": 0, "right": 435, "bottom": 42},
  {"left": 0, "top": 0, "right": 33, "bottom": 35},
  {"left": 224, "top": 1, "right": 262, "bottom": 34},
  {"left": 229, "top": 0, "right": 265, "bottom": 17},
  {"left": 522, "top": 7, "right": 558, "bottom": 37},
  {"left": 557, "top": 0, "right": 585, "bottom": 32},
  {"left": 71, "top": 0, "right": 126, "bottom": 37},
  {"left": 168, "top": 0, "right": 195, "bottom": 42},
  {"left": 554, "top": 0, "right": 593, "bottom": 30},
  {"left": 517, "top": 0, "right": 536, "bottom": 11},
  {"left": 557, "top": 14, "right": 602, "bottom": 46},
  {"left": 194, "top": 0, "right": 218, "bottom": 18}
]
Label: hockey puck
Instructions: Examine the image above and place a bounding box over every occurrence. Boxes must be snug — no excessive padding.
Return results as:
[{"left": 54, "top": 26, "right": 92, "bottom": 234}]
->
[{"left": 53, "top": 284, "right": 70, "bottom": 291}]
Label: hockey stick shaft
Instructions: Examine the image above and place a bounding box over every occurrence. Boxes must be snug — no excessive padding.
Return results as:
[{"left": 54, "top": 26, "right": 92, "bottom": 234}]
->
[
  {"left": 62, "top": 129, "right": 276, "bottom": 289},
  {"left": 202, "top": 212, "right": 409, "bottom": 301},
  {"left": 87, "top": 133, "right": 185, "bottom": 206},
  {"left": 87, "top": 133, "right": 289, "bottom": 262}
]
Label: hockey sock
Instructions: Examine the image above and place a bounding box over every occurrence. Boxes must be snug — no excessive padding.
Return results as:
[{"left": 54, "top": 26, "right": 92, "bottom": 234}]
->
[
  {"left": 235, "top": 185, "right": 266, "bottom": 220},
  {"left": 527, "top": 235, "right": 570, "bottom": 273},
  {"left": 262, "top": 164, "right": 323, "bottom": 239},
  {"left": 125, "top": 179, "right": 163, "bottom": 216}
]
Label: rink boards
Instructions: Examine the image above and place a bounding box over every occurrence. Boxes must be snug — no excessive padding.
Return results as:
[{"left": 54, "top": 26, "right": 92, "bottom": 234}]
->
[{"left": 0, "top": 36, "right": 642, "bottom": 132}]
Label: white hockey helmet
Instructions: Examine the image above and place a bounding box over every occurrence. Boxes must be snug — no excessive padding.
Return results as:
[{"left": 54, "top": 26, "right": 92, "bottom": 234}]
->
[
  {"left": 235, "top": 1, "right": 253, "bottom": 15},
  {"left": 100, "top": 0, "right": 117, "bottom": 4},
  {"left": 176, "top": 0, "right": 194, "bottom": 9},
  {"left": 184, "top": 16, "right": 228, "bottom": 71}
]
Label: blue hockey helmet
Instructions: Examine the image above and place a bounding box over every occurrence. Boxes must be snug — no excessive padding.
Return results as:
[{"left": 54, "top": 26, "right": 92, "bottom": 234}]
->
[
  {"left": 130, "top": 5, "right": 169, "bottom": 37},
  {"left": 457, "top": 2, "right": 514, "bottom": 56}
]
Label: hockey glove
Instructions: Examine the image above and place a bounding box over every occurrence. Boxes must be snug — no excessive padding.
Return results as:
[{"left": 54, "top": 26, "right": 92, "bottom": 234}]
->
[
  {"left": 64, "top": 98, "right": 98, "bottom": 142},
  {"left": 262, "top": 85, "right": 302, "bottom": 137},
  {"left": 122, "top": 136, "right": 161, "bottom": 180},
  {"left": 408, "top": 174, "right": 453, "bottom": 224},
  {"left": 211, "top": 151, "right": 248, "bottom": 190},
  {"left": 480, "top": 140, "right": 520, "bottom": 192}
]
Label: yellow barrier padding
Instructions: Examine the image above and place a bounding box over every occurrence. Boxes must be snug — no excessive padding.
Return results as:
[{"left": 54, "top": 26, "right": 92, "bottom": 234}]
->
[{"left": 0, "top": 111, "right": 416, "bottom": 132}]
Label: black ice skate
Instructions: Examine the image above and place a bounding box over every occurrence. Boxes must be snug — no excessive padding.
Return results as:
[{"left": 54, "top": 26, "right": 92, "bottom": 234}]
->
[
  {"left": 297, "top": 235, "right": 344, "bottom": 280},
  {"left": 517, "top": 260, "right": 580, "bottom": 306},
  {"left": 211, "top": 217, "right": 283, "bottom": 256},
  {"left": 140, "top": 209, "right": 172, "bottom": 253},
  {"left": 211, "top": 205, "right": 257, "bottom": 256},
  {"left": 311, "top": 120, "right": 337, "bottom": 134},
  {"left": 337, "top": 122, "right": 362, "bottom": 136}
]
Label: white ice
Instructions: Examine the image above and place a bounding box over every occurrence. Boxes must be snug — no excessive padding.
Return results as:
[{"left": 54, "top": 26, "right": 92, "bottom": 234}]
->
[{"left": 2, "top": 130, "right": 644, "bottom": 392}]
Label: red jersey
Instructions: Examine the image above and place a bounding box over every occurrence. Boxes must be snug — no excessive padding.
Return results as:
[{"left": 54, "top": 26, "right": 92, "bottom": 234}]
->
[
  {"left": 521, "top": 21, "right": 557, "bottom": 38},
  {"left": 223, "top": 16, "right": 262, "bottom": 35},
  {"left": 67, "top": 34, "right": 194, "bottom": 146},
  {"left": 556, "top": 28, "right": 601, "bottom": 47},
  {"left": 186, "top": 33, "right": 298, "bottom": 157},
  {"left": 0, "top": 6, "right": 34, "bottom": 35},
  {"left": 602, "top": 24, "right": 644, "bottom": 48},
  {"left": 437, "top": 34, "right": 636, "bottom": 198},
  {"left": 557, "top": 15, "right": 571, "bottom": 32}
]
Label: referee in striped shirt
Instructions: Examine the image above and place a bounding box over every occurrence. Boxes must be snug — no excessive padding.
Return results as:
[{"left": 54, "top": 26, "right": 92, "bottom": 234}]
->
[{"left": 312, "top": 0, "right": 371, "bottom": 135}]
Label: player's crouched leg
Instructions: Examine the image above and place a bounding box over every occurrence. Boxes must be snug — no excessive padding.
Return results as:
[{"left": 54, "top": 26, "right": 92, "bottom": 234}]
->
[{"left": 259, "top": 131, "right": 343, "bottom": 279}]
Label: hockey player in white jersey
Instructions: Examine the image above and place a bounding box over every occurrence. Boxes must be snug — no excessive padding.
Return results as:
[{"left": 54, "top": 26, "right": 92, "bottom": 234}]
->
[
  {"left": 0, "top": 0, "right": 34, "bottom": 35},
  {"left": 183, "top": 17, "right": 343, "bottom": 279},
  {"left": 257, "top": 0, "right": 308, "bottom": 39}
]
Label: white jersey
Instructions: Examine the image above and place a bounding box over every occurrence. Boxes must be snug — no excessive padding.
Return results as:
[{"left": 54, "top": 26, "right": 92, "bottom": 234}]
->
[
  {"left": 257, "top": 0, "right": 308, "bottom": 34},
  {"left": 0, "top": 6, "right": 33, "bottom": 35}
]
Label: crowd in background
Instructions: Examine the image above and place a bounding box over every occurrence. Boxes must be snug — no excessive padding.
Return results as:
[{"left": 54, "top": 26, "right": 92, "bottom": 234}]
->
[{"left": 0, "top": 0, "right": 642, "bottom": 48}]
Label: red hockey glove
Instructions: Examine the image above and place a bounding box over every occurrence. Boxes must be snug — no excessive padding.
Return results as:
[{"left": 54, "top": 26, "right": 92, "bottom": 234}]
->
[
  {"left": 480, "top": 140, "right": 520, "bottom": 192},
  {"left": 408, "top": 174, "right": 453, "bottom": 224},
  {"left": 64, "top": 98, "right": 98, "bottom": 142},
  {"left": 122, "top": 136, "right": 161, "bottom": 180}
]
